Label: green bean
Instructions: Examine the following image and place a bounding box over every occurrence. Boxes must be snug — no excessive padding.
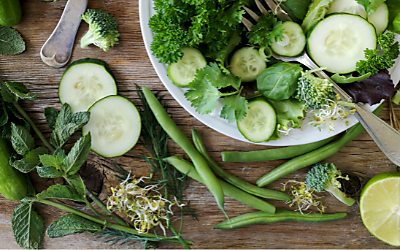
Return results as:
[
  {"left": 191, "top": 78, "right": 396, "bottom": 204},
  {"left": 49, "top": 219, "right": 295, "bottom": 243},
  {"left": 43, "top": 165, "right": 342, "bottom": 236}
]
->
[
  {"left": 163, "top": 156, "right": 276, "bottom": 214},
  {"left": 192, "top": 128, "right": 291, "bottom": 201},
  {"left": 256, "top": 103, "right": 385, "bottom": 187},
  {"left": 213, "top": 209, "right": 347, "bottom": 229},
  {"left": 142, "top": 87, "right": 226, "bottom": 216},
  {"left": 221, "top": 136, "right": 337, "bottom": 163}
]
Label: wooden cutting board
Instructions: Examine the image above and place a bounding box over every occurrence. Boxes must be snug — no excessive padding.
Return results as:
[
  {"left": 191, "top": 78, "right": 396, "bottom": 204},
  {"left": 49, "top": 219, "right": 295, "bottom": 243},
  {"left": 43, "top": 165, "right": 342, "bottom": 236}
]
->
[{"left": 0, "top": 0, "right": 396, "bottom": 248}]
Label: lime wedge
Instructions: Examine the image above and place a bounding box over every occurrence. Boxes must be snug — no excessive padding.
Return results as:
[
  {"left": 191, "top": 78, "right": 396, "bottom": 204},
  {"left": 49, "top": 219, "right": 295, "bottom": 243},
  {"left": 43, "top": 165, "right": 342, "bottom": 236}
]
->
[{"left": 360, "top": 172, "right": 400, "bottom": 246}]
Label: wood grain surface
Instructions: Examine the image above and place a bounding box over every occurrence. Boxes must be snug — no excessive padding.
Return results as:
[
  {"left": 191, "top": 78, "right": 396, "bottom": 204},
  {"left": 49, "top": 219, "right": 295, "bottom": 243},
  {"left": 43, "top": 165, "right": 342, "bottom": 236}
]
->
[{"left": 0, "top": 0, "right": 398, "bottom": 248}]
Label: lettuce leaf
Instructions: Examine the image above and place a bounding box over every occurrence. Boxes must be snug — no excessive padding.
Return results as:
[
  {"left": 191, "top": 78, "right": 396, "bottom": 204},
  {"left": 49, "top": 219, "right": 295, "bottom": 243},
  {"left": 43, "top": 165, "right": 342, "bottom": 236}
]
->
[
  {"left": 301, "top": 0, "right": 335, "bottom": 33},
  {"left": 355, "top": 0, "right": 385, "bottom": 15},
  {"left": 269, "top": 99, "right": 306, "bottom": 131}
]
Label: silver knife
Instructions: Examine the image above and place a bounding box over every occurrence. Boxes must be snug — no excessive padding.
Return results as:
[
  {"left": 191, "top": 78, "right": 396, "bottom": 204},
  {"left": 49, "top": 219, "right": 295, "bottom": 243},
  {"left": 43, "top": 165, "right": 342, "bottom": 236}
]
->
[{"left": 40, "top": 0, "right": 88, "bottom": 68}]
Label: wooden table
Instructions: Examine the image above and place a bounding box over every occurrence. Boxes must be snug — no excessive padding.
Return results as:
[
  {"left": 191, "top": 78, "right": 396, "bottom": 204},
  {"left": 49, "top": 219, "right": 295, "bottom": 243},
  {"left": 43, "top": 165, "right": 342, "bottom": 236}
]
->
[{"left": 0, "top": 0, "right": 397, "bottom": 248}]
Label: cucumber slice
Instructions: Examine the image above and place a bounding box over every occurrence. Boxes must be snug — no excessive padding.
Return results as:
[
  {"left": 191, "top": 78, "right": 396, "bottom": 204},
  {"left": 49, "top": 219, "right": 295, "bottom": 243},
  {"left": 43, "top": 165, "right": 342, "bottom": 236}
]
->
[
  {"left": 327, "top": 0, "right": 389, "bottom": 36},
  {"left": 229, "top": 47, "right": 266, "bottom": 82},
  {"left": 307, "top": 14, "right": 377, "bottom": 74},
  {"left": 271, "top": 21, "right": 306, "bottom": 57},
  {"left": 237, "top": 98, "right": 276, "bottom": 143},
  {"left": 168, "top": 47, "right": 207, "bottom": 87},
  {"left": 82, "top": 95, "right": 141, "bottom": 158},
  {"left": 59, "top": 58, "right": 117, "bottom": 113}
]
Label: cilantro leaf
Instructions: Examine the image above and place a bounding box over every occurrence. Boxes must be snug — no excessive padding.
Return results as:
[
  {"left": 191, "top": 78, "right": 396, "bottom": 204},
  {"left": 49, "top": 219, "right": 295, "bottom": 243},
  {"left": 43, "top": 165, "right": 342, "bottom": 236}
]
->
[
  {"left": 220, "top": 94, "right": 248, "bottom": 123},
  {"left": 248, "top": 14, "right": 284, "bottom": 47},
  {"left": 0, "top": 26, "right": 25, "bottom": 55}
]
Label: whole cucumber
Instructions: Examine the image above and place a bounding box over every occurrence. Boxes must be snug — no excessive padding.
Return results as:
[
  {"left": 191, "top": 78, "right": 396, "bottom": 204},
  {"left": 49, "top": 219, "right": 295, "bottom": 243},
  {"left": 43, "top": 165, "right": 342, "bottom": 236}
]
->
[
  {"left": 0, "top": 0, "right": 22, "bottom": 27},
  {"left": 0, "top": 136, "right": 27, "bottom": 201}
]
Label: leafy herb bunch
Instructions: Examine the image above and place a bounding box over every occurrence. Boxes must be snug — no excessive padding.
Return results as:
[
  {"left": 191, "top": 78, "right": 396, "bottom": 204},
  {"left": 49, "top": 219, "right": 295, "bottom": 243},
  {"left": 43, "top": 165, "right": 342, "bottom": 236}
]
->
[{"left": 0, "top": 82, "right": 193, "bottom": 249}]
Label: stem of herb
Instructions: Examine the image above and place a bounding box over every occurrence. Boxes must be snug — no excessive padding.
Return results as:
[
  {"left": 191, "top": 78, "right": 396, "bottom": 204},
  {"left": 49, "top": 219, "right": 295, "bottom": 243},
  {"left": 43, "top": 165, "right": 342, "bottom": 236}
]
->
[
  {"left": 13, "top": 102, "right": 55, "bottom": 153},
  {"left": 84, "top": 199, "right": 111, "bottom": 218},
  {"left": 28, "top": 197, "right": 191, "bottom": 245}
]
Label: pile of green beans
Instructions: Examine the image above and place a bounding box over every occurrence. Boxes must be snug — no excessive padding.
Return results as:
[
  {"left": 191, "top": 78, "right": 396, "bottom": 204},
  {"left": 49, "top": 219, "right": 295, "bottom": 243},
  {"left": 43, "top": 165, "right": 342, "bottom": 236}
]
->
[
  {"left": 164, "top": 156, "right": 276, "bottom": 214},
  {"left": 213, "top": 210, "right": 347, "bottom": 229},
  {"left": 221, "top": 136, "right": 337, "bottom": 163},
  {"left": 143, "top": 87, "right": 228, "bottom": 216},
  {"left": 192, "top": 128, "right": 291, "bottom": 201},
  {"left": 256, "top": 104, "right": 384, "bottom": 187}
]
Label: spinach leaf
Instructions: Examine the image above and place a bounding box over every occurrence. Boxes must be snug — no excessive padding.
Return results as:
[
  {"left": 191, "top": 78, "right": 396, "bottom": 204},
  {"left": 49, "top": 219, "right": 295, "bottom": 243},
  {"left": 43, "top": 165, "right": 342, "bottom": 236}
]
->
[
  {"left": 281, "top": 0, "right": 311, "bottom": 21},
  {"left": 331, "top": 72, "right": 371, "bottom": 84},
  {"left": 37, "top": 184, "right": 84, "bottom": 202},
  {"left": 46, "top": 214, "right": 102, "bottom": 238},
  {"left": 10, "top": 123, "right": 34, "bottom": 156},
  {"left": 11, "top": 200, "right": 44, "bottom": 249},
  {"left": 12, "top": 147, "right": 48, "bottom": 173},
  {"left": 257, "top": 62, "right": 302, "bottom": 101},
  {"left": 394, "top": 13, "right": 400, "bottom": 33},
  {"left": 61, "top": 134, "right": 91, "bottom": 175}
]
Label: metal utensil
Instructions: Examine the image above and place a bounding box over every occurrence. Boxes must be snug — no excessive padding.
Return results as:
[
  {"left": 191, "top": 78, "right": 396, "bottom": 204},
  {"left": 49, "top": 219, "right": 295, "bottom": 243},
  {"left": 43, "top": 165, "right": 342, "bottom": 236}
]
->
[
  {"left": 243, "top": 0, "right": 400, "bottom": 166},
  {"left": 40, "top": 0, "right": 88, "bottom": 68}
]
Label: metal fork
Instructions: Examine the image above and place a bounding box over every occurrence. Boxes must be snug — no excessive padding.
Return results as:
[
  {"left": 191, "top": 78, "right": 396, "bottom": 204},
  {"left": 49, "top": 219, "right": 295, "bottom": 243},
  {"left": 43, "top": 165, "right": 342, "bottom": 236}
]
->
[{"left": 243, "top": 0, "right": 400, "bottom": 166}]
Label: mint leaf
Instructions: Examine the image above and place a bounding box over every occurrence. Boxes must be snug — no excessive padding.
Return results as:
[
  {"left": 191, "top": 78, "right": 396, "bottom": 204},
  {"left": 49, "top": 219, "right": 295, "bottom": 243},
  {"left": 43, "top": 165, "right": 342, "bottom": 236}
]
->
[
  {"left": 61, "top": 134, "right": 91, "bottom": 175},
  {"left": 11, "top": 123, "right": 34, "bottom": 156},
  {"left": 0, "top": 26, "right": 25, "bottom": 55},
  {"left": 0, "top": 102, "right": 9, "bottom": 126},
  {"left": 37, "top": 184, "right": 83, "bottom": 202},
  {"left": 36, "top": 166, "right": 63, "bottom": 178},
  {"left": 50, "top": 104, "right": 90, "bottom": 148},
  {"left": 46, "top": 214, "right": 102, "bottom": 238},
  {"left": 12, "top": 147, "right": 48, "bottom": 173},
  {"left": 11, "top": 200, "right": 44, "bottom": 249},
  {"left": 67, "top": 174, "right": 86, "bottom": 198},
  {"left": 44, "top": 107, "right": 59, "bottom": 130},
  {"left": 1, "top": 82, "right": 37, "bottom": 103},
  {"left": 220, "top": 94, "right": 248, "bottom": 123}
]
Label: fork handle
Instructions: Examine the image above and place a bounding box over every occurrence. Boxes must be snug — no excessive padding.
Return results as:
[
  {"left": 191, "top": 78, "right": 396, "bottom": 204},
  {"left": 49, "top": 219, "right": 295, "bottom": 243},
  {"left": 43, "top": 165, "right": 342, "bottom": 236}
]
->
[{"left": 298, "top": 55, "right": 400, "bottom": 166}]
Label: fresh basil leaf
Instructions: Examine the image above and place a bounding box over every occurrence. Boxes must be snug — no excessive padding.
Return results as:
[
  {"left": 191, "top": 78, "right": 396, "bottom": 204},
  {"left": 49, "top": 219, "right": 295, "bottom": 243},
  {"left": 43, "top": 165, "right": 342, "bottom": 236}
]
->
[
  {"left": 11, "top": 200, "right": 44, "bottom": 249},
  {"left": 44, "top": 107, "right": 59, "bottom": 130},
  {"left": 257, "top": 62, "right": 302, "bottom": 101},
  {"left": 46, "top": 214, "right": 102, "bottom": 238},
  {"left": 37, "top": 184, "right": 83, "bottom": 202},
  {"left": 331, "top": 72, "right": 371, "bottom": 84},
  {"left": 12, "top": 147, "right": 48, "bottom": 173},
  {"left": 50, "top": 103, "right": 90, "bottom": 148},
  {"left": 67, "top": 174, "right": 86, "bottom": 198},
  {"left": 61, "top": 134, "right": 91, "bottom": 175},
  {"left": 1, "top": 82, "right": 37, "bottom": 103},
  {"left": 36, "top": 166, "right": 63, "bottom": 178},
  {"left": 11, "top": 123, "right": 35, "bottom": 156}
]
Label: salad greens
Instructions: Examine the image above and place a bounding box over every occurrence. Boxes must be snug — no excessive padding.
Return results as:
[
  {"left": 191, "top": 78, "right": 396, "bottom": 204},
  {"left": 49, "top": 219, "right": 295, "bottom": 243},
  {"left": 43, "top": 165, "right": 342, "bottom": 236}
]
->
[
  {"left": 356, "top": 0, "right": 385, "bottom": 15},
  {"left": 247, "top": 14, "right": 284, "bottom": 47},
  {"left": 301, "top": 0, "right": 335, "bottom": 32}
]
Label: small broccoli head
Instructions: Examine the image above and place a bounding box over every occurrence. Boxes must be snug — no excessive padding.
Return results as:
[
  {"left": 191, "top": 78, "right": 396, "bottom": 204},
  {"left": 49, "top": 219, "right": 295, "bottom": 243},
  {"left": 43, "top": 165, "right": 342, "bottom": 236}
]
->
[
  {"left": 80, "top": 9, "right": 120, "bottom": 51},
  {"left": 305, "top": 163, "right": 355, "bottom": 206},
  {"left": 293, "top": 69, "right": 335, "bottom": 110}
]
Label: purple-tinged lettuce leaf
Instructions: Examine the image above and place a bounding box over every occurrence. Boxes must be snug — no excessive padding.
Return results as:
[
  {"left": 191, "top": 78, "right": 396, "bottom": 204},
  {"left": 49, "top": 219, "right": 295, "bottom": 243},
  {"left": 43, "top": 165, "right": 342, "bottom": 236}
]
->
[{"left": 343, "top": 69, "right": 396, "bottom": 105}]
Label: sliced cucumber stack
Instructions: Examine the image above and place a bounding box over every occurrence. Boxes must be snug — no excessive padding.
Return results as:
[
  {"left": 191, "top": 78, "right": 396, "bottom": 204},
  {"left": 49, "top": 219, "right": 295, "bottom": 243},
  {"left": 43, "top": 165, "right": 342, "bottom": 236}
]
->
[
  {"left": 237, "top": 98, "right": 276, "bottom": 143},
  {"left": 168, "top": 47, "right": 207, "bottom": 87},
  {"left": 229, "top": 47, "right": 267, "bottom": 82},
  {"left": 271, "top": 21, "right": 306, "bottom": 57},
  {"left": 327, "top": 0, "right": 389, "bottom": 36},
  {"left": 82, "top": 95, "right": 141, "bottom": 158},
  {"left": 307, "top": 14, "right": 377, "bottom": 74},
  {"left": 59, "top": 58, "right": 117, "bottom": 113}
]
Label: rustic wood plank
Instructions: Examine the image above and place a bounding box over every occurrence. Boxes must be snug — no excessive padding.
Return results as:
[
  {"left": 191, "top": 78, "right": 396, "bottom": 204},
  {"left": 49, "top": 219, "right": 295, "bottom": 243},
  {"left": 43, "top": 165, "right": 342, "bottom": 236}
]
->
[{"left": 0, "top": 0, "right": 398, "bottom": 249}]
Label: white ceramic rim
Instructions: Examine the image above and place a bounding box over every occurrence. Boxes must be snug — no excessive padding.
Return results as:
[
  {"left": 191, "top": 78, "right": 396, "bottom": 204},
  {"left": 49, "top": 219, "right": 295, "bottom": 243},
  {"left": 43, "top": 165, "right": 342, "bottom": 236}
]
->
[{"left": 139, "top": 0, "right": 400, "bottom": 146}]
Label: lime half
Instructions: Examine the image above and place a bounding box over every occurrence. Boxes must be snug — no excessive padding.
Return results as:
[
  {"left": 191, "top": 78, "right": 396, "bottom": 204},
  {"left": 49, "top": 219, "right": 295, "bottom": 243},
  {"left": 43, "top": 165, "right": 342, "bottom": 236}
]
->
[{"left": 360, "top": 172, "right": 400, "bottom": 246}]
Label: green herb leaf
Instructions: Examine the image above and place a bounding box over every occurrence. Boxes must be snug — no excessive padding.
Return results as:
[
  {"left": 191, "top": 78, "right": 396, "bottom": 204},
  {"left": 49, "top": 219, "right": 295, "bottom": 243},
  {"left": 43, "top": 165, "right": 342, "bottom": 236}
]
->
[
  {"left": 44, "top": 107, "right": 59, "bottom": 130},
  {"left": 25, "top": 175, "right": 36, "bottom": 197},
  {"left": 61, "top": 134, "right": 91, "bottom": 175},
  {"left": 37, "top": 184, "right": 84, "bottom": 202},
  {"left": 269, "top": 99, "right": 306, "bottom": 131},
  {"left": 67, "top": 174, "right": 86, "bottom": 198},
  {"left": 0, "top": 26, "right": 25, "bottom": 55},
  {"left": 331, "top": 72, "right": 372, "bottom": 84},
  {"left": 39, "top": 149, "right": 65, "bottom": 171},
  {"left": 46, "top": 214, "right": 102, "bottom": 238},
  {"left": 11, "top": 200, "right": 44, "bottom": 249},
  {"left": 220, "top": 94, "right": 248, "bottom": 123},
  {"left": 1, "top": 82, "right": 37, "bottom": 103},
  {"left": 36, "top": 166, "right": 63, "bottom": 178},
  {"left": 248, "top": 14, "right": 284, "bottom": 47},
  {"left": 11, "top": 123, "right": 35, "bottom": 156},
  {"left": 356, "top": 0, "right": 385, "bottom": 15},
  {"left": 0, "top": 102, "right": 9, "bottom": 127},
  {"left": 12, "top": 147, "right": 48, "bottom": 173},
  {"left": 50, "top": 104, "right": 90, "bottom": 148}
]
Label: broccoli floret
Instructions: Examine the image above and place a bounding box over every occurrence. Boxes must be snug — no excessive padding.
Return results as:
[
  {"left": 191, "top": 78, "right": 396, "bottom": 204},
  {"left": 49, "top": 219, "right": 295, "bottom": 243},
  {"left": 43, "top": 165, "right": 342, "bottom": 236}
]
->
[
  {"left": 305, "top": 163, "right": 355, "bottom": 206},
  {"left": 80, "top": 9, "right": 119, "bottom": 52},
  {"left": 293, "top": 69, "right": 334, "bottom": 109}
]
